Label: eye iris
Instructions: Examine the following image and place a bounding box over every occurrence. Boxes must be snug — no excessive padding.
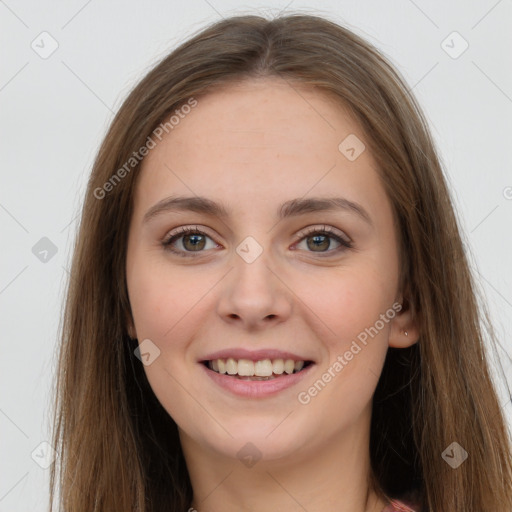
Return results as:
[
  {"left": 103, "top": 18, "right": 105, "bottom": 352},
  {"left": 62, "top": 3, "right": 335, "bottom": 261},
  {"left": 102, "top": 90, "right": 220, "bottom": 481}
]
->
[
  {"left": 307, "top": 234, "right": 330, "bottom": 251},
  {"left": 183, "top": 233, "right": 206, "bottom": 251}
]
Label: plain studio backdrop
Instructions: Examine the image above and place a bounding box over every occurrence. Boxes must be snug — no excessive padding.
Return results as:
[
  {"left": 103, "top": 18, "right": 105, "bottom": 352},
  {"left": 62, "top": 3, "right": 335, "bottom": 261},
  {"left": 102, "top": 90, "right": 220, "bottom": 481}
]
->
[{"left": 1, "top": 0, "right": 511, "bottom": 509}]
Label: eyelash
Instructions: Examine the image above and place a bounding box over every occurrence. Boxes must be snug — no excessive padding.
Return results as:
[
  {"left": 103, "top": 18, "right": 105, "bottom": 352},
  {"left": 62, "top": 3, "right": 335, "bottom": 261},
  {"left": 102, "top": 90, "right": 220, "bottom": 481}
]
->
[{"left": 161, "top": 225, "right": 353, "bottom": 258}]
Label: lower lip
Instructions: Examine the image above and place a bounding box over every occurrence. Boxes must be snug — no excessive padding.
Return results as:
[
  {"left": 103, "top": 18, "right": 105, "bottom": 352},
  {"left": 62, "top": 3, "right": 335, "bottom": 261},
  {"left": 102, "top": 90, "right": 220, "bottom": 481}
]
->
[{"left": 201, "top": 363, "right": 314, "bottom": 398}]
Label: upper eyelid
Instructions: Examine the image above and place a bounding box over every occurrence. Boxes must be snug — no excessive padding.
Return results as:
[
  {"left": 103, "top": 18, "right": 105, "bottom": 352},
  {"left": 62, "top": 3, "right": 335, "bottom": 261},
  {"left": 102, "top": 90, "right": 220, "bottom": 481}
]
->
[
  {"left": 296, "top": 224, "right": 351, "bottom": 243},
  {"left": 163, "top": 224, "right": 351, "bottom": 247},
  {"left": 163, "top": 225, "right": 212, "bottom": 241}
]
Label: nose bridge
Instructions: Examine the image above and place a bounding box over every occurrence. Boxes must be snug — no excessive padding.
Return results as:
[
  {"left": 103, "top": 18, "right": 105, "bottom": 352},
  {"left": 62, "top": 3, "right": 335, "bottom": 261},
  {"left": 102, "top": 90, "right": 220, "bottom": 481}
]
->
[{"left": 216, "top": 235, "right": 292, "bottom": 326}]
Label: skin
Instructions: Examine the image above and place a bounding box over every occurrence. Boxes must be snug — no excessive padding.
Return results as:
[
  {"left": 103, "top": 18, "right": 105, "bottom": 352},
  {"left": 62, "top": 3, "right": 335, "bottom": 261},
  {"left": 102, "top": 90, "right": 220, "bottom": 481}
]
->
[{"left": 126, "top": 76, "right": 419, "bottom": 512}]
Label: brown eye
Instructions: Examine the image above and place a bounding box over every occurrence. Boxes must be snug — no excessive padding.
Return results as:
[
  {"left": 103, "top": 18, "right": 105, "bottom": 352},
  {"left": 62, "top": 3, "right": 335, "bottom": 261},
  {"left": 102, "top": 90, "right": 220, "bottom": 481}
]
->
[
  {"left": 182, "top": 233, "right": 206, "bottom": 251},
  {"left": 162, "top": 227, "right": 218, "bottom": 257},
  {"left": 306, "top": 233, "right": 332, "bottom": 252},
  {"left": 295, "top": 226, "right": 353, "bottom": 255}
]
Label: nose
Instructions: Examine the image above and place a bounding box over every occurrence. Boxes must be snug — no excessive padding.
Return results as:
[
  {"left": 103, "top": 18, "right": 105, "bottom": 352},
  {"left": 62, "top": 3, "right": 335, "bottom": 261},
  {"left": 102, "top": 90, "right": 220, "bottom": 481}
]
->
[{"left": 216, "top": 248, "right": 293, "bottom": 331}]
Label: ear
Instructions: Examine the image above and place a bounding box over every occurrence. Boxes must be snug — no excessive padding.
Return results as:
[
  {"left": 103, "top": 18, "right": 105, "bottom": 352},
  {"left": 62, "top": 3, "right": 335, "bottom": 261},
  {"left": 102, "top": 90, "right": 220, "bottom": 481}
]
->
[
  {"left": 126, "top": 311, "right": 137, "bottom": 340},
  {"left": 388, "top": 296, "right": 419, "bottom": 348}
]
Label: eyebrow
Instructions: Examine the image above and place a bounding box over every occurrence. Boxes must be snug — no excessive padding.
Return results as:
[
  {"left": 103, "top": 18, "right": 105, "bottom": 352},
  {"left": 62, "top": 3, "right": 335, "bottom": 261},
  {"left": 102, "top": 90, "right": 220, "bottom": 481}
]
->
[{"left": 143, "top": 195, "right": 373, "bottom": 226}]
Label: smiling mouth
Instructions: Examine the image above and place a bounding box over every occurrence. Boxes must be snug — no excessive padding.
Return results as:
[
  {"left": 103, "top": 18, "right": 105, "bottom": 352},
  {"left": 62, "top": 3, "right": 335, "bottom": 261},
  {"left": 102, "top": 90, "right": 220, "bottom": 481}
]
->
[{"left": 203, "top": 358, "right": 314, "bottom": 381}]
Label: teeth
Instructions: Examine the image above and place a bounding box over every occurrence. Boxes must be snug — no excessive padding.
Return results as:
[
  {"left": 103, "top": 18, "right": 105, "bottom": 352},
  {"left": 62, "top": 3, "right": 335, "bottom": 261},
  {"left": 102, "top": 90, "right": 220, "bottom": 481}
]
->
[
  {"left": 207, "top": 358, "right": 308, "bottom": 377},
  {"left": 254, "top": 359, "right": 273, "bottom": 376},
  {"left": 272, "top": 359, "right": 284, "bottom": 374},
  {"left": 237, "top": 359, "right": 254, "bottom": 376},
  {"left": 226, "top": 357, "right": 237, "bottom": 375},
  {"left": 284, "top": 359, "right": 295, "bottom": 374}
]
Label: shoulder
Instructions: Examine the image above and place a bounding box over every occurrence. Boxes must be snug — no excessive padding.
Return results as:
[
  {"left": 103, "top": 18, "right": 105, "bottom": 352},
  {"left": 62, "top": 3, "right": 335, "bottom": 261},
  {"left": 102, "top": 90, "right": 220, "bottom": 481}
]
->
[{"left": 382, "top": 498, "right": 421, "bottom": 512}]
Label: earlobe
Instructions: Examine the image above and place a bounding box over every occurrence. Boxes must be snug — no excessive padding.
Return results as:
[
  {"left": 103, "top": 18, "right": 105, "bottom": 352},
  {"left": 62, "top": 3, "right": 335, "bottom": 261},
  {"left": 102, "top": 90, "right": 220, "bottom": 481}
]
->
[
  {"left": 388, "top": 298, "right": 420, "bottom": 348},
  {"left": 389, "top": 328, "right": 419, "bottom": 348}
]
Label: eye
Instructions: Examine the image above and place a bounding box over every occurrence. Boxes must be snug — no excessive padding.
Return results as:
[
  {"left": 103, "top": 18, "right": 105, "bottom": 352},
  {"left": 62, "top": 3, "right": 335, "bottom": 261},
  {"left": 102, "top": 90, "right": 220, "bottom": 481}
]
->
[
  {"left": 162, "top": 224, "right": 353, "bottom": 258},
  {"left": 293, "top": 225, "right": 353, "bottom": 255},
  {"left": 162, "top": 226, "right": 219, "bottom": 257}
]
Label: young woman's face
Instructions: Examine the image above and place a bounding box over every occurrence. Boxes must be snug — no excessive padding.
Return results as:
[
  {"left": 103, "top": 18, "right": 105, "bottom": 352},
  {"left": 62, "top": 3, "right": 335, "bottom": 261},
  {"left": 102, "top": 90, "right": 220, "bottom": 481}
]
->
[{"left": 126, "top": 77, "right": 413, "bottom": 464}]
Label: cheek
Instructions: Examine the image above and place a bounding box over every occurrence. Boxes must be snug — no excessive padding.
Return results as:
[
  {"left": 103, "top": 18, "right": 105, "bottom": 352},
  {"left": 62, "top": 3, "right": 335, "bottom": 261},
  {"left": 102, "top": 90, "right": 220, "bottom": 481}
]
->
[
  {"left": 127, "top": 260, "right": 214, "bottom": 427},
  {"left": 127, "top": 254, "right": 210, "bottom": 341},
  {"left": 294, "top": 265, "right": 396, "bottom": 415},
  {"left": 128, "top": 268, "right": 170, "bottom": 339},
  {"left": 301, "top": 264, "right": 396, "bottom": 349},
  {"left": 126, "top": 256, "right": 223, "bottom": 410}
]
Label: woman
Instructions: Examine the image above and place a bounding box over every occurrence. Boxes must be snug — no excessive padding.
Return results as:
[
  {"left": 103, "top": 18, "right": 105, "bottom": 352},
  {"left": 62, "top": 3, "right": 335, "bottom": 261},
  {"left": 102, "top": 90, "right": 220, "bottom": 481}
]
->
[{"left": 49, "top": 13, "right": 512, "bottom": 512}]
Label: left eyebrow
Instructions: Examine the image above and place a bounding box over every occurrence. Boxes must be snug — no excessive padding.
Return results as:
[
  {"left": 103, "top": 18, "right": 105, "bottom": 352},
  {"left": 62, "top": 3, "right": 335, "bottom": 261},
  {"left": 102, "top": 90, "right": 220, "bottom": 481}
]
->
[{"left": 142, "top": 195, "right": 373, "bottom": 227}]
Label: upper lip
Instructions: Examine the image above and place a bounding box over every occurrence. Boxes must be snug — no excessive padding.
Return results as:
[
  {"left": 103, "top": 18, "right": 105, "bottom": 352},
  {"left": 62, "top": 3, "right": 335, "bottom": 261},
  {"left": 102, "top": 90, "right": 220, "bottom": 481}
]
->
[{"left": 201, "top": 348, "right": 314, "bottom": 363}]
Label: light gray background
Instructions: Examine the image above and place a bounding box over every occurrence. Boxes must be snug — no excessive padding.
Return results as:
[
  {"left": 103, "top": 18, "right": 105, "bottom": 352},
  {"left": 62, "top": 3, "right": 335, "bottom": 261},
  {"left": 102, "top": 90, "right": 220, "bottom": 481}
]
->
[{"left": 1, "top": 1, "right": 511, "bottom": 509}]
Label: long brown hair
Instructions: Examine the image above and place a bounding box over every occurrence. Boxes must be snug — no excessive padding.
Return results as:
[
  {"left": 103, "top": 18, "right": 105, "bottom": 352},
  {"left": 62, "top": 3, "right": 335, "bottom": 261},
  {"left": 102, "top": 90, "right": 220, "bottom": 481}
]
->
[{"left": 49, "top": 13, "right": 512, "bottom": 511}]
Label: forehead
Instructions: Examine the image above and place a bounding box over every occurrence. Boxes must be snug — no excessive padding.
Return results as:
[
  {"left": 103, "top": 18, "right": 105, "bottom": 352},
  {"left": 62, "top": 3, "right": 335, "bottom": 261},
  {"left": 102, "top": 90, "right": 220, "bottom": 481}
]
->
[
  {"left": 133, "top": 77, "right": 387, "bottom": 220},
  {"left": 159, "top": 77, "right": 362, "bottom": 159}
]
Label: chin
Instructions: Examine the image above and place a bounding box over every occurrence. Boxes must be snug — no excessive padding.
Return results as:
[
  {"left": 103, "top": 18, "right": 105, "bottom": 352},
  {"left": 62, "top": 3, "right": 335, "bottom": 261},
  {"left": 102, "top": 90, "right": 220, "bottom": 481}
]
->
[{"left": 202, "top": 418, "right": 313, "bottom": 464}]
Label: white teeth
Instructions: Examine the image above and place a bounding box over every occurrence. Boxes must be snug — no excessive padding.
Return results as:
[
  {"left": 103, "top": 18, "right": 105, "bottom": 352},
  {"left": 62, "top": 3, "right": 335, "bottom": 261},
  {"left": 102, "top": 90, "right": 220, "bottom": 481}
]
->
[
  {"left": 226, "top": 357, "right": 237, "bottom": 375},
  {"left": 207, "top": 357, "right": 308, "bottom": 377},
  {"left": 272, "top": 359, "right": 284, "bottom": 374},
  {"left": 284, "top": 359, "right": 295, "bottom": 374},
  {"left": 254, "top": 359, "right": 273, "bottom": 376},
  {"left": 294, "top": 361, "right": 304, "bottom": 372},
  {"left": 237, "top": 359, "right": 254, "bottom": 376}
]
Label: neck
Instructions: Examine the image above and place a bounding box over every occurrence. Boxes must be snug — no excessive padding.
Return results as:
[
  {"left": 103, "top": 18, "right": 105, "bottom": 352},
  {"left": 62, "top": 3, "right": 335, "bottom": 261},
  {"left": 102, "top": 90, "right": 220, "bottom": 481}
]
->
[{"left": 180, "top": 405, "right": 388, "bottom": 512}]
